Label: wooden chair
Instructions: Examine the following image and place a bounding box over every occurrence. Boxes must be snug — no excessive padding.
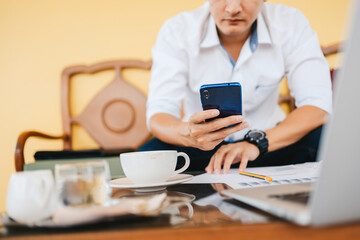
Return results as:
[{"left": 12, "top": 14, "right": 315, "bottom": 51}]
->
[
  {"left": 16, "top": 46, "right": 340, "bottom": 174},
  {"left": 15, "top": 59, "right": 152, "bottom": 175},
  {"left": 278, "top": 42, "right": 342, "bottom": 112}
]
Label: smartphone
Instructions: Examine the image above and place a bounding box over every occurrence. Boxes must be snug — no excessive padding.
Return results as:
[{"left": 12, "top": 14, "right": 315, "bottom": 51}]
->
[{"left": 200, "top": 82, "right": 242, "bottom": 122}]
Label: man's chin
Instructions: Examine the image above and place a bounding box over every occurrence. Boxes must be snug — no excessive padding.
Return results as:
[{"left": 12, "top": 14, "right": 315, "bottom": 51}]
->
[
  {"left": 223, "top": 30, "right": 247, "bottom": 37},
  {"left": 220, "top": 25, "right": 249, "bottom": 37}
]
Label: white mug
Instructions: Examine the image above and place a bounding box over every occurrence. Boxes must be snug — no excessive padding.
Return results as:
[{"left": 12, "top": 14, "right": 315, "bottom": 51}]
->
[
  {"left": 120, "top": 150, "right": 190, "bottom": 184},
  {"left": 6, "top": 170, "right": 57, "bottom": 224}
]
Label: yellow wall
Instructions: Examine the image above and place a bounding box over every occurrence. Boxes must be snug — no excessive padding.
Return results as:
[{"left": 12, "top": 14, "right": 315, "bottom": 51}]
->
[{"left": 0, "top": 0, "right": 350, "bottom": 212}]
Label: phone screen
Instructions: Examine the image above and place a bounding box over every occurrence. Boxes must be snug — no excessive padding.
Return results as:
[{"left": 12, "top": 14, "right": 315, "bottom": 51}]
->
[{"left": 200, "top": 82, "right": 242, "bottom": 121}]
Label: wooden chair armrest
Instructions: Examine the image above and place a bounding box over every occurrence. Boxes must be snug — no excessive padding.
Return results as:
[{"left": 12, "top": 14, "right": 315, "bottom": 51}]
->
[
  {"left": 15, "top": 131, "right": 68, "bottom": 172},
  {"left": 321, "top": 42, "right": 343, "bottom": 57},
  {"left": 278, "top": 94, "right": 293, "bottom": 104},
  {"left": 278, "top": 94, "right": 296, "bottom": 112}
]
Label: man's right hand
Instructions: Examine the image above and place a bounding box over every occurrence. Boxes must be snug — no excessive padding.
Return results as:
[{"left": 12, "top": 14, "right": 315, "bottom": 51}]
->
[
  {"left": 149, "top": 110, "right": 248, "bottom": 151},
  {"left": 185, "top": 109, "right": 248, "bottom": 150}
]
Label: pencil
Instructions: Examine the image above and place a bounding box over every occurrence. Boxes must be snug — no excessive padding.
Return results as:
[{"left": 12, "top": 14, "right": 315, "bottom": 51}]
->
[{"left": 239, "top": 171, "right": 273, "bottom": 182}]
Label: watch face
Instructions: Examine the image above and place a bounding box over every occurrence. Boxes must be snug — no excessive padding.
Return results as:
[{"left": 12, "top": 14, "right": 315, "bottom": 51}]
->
[
  {"left": 249, "top": 131, "right": 264, "bottom": 139},
  {"left": 246, "top": 130, "right": 268, "bottom": 155}
]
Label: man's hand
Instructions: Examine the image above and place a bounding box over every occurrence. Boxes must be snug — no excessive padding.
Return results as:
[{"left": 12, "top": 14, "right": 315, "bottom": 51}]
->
[
  {"left": 205, "top": 141, "right": 260, "bottom": 174},
  {"left": 149, "top": 110, "right": 248, "bottom": 150},
  {"left": 186, "top": 109, "right": 248, "bottom": 151}
]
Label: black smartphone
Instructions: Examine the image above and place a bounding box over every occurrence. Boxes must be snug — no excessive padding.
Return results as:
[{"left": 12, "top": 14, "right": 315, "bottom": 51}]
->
[{"left": 200, "top": 82, "right": 242, "bottom": 122}]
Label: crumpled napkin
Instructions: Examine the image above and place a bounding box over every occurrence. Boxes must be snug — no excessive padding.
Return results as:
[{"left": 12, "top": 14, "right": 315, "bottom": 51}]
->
[{"left": 52, "top": 193, "right": 167, "bottom": 226}]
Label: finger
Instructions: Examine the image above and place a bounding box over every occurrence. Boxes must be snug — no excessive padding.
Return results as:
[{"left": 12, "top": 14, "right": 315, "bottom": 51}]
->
[
  {"left": 197, "top": 121, "right": 247, "bottom": 151},
  {"left": 213, "top": 183, "right": 226, "bottom": 192},
  {"left": 222, "top": 149, "right": 239, "bottom": 174},
  {"left": 205, "top": 155, "right": 216, "bottom": 174},
  {"left": 204, "top": 121, "right": 249, "bottom": 143},
  {"left": 239, "top": 152, "right": 249, "bottom": 172},
  {"left": 217, "top": 120, "right": 248, "bottom": 135},
  {"left": 207, "top": 115, "right": 244, "bottom": 132},
  {"left": 190, "top": 110, "right": 219, "bottom": 124},
  {"left": 213, "top": 148, "right": 227, "bottom": 174},
  {"left": 190, "top": 118, "right": 247, "bottom": 147},
  {"left": 210, "top": 183, "right": 218, "bottom": 192}
]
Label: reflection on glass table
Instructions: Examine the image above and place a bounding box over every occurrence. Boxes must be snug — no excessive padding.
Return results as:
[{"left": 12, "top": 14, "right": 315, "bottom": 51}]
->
[
  {"left": 1, "top": 183, "right": 275, "bottom": 238},
  {"left": 165, "top": 184, "right": 273, "bottom": 226},
  {"left": 113, "top": 183, "right": 274, "bottom": 227}
]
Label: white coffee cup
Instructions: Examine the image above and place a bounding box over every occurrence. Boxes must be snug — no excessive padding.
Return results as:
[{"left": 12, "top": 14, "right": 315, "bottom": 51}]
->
[
  {"left": 120, "top": 150, "right": 190, "bottom": 184},
  {"left": 6, "top": 170, "right": 57, "bottom": 224}
]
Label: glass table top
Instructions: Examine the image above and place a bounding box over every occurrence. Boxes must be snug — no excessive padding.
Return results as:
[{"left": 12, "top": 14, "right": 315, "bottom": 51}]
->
[{"left": 1, "top": 180, "right": 276, "bottom": 238}]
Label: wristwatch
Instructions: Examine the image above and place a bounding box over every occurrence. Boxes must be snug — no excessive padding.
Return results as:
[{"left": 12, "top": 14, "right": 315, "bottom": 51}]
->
[{"left": 244, "top": 129, "right": 269, "bottom": 155}]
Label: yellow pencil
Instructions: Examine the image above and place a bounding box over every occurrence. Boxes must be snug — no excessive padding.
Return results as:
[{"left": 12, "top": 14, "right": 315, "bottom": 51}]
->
[{"left": 239, "top": 171, "right": 273, "bottom": 182}]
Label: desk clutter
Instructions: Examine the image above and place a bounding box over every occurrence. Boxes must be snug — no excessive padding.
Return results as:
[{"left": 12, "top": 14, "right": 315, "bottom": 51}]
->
[
  {"left": 186, "top": 162, "right": 320, "bottom": 189},
  {"left": 4, "top": 158, "right": 194, "bottom": 227},
  {"left": 3, "top": 152, "right": 319, "bottom": 228},
  {"left": 3, "top": 193, "right": 167, "bottom": 227}
]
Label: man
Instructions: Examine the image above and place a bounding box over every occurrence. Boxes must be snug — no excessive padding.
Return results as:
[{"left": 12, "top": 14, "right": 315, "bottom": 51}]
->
[{"left": 140, "top": 0, "right": 332, "bottom": 174}]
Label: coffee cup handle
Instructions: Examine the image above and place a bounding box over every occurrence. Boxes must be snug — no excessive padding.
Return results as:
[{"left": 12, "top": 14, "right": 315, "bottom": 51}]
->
[
  {"left": 178, "top": 202, "right": 194, "bottom": 219},
  {"left": 173, "top": 152, "right": 190, "bottom": 175},
  {"left": 37, "top": 175, "right": 55, "bottom": 208}
]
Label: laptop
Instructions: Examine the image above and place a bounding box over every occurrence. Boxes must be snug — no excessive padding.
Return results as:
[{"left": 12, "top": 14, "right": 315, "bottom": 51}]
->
[{"left": 222, "top": 1, "right": 360, "bottom": 227}]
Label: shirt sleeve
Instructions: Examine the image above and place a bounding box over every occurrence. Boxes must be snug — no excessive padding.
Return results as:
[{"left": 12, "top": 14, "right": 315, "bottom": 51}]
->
[
  {"left": 284, "top": 11, "right": 333, "bottom": 114},
  {"left": 146, "top": 20, "right": 189, "bottom": 129}
]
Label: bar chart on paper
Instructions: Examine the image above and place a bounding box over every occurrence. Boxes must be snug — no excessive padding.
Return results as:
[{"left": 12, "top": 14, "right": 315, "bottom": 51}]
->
[{"left": 185, "top": 162, "right": 321, "bottom": 189}]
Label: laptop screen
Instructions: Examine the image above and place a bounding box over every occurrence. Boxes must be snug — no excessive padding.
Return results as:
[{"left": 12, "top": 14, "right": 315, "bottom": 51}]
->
[{"left": 309, "top": 0, "right": 360, "bottom": 226}]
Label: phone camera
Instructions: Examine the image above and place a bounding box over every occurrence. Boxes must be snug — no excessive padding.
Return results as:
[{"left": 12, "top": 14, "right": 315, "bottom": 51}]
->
[{"left": 203, "top": 90, "right": 210, "bottom": 99}]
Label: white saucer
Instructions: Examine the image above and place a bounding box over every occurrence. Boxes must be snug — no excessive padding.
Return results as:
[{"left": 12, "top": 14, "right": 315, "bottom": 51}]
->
[{"left": 109, "top": 174, "right": 194, "bottom": 192}]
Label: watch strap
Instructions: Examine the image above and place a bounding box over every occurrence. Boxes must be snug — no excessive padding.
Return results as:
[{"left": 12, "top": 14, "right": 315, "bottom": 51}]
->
[{"left": 244, "top": 130, "right": 269, "bottom": 155}]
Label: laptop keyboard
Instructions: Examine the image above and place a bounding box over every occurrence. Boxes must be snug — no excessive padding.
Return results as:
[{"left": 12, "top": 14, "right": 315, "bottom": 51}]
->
[{"left": 269, "top": 191, "right": 310, "bottom": 205}]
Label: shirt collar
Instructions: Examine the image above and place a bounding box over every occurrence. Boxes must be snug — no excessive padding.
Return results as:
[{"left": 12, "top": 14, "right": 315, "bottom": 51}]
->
[
  {"left": 200, "top": 11, "right": 272, "bottom": 49},
  {"left": 249, "top": 20, "right": 258, "bottom": 52},
  {"left": 200, "top": 15, "right": 220, "bottom": 48},
  {"left": 257, "top": 12, "right": 272, "bottom": 45}
]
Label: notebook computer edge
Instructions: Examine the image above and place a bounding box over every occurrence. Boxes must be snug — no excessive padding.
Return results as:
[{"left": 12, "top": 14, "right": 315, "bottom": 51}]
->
[{"left": 222, "top": 1, "right": 360, "bottom": 227}]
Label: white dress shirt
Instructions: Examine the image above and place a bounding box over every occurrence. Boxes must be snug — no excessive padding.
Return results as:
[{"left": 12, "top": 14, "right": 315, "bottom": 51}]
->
[{"left": 147, "top": 2, "right": 332, "bottom": 141}]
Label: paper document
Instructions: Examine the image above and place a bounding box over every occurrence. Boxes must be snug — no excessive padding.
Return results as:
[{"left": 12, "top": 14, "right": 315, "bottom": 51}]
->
[{"left": 185, "top": 162, "right": 321, "bottom": 189}]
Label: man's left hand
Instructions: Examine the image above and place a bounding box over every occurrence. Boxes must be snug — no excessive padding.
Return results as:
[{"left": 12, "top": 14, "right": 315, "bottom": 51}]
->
[{"left": 205, "top": 141, "right": 260, "bottom": 174}]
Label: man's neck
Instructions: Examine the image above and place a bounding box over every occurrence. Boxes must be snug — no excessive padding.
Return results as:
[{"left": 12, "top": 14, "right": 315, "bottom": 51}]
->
[
  {"left": 219, "top": 28, "right": 251, "bottom": 46},
  {"left": 218, "top": 28, "right": 252, "bottom": 63}
]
